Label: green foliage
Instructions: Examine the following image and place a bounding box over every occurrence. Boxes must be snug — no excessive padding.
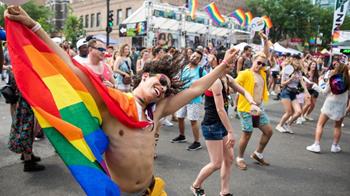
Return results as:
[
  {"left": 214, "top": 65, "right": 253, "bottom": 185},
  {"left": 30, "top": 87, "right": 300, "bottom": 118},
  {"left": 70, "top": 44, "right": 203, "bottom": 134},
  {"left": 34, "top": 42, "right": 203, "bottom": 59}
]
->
[
  {"left": 63, "top": 15, "right": 85, "bottom": 48},
  {"left": 246, "top": 0, "right": 350, "bottom": 47},
  {"left": 0, "top": 1, "right": 53, "bottom": 32}
]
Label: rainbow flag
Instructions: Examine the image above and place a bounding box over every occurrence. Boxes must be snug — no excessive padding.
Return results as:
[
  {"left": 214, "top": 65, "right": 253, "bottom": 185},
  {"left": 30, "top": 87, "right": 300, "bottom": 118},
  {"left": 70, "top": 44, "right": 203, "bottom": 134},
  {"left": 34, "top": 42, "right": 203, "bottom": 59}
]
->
[
  {"left": 245, "top": 11, "right": 253, "bottom": 27},
  {"left": 188, "top": 0, "right": 198, "bottom": 20},
  {"left": 205, "top": 2, "right": 225, "bottom": 25},
  {"left": 332, "top": 31, "right": 340, "bottom": 43},
  {"left": 230, "top": 8, "right": 246, "bottom": 26},
  {"left": 6, "top": 18, "right": 150, "bottom": 195},
  {"left": 262, "top": 15, "right": 273, "bottom": 29}
]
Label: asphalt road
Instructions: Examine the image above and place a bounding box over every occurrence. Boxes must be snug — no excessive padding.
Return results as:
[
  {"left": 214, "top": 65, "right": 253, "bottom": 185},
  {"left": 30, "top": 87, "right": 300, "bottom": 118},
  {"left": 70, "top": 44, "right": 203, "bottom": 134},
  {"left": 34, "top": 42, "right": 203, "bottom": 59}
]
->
[{"left": 0, "top": 93, "right": 349, "bottom": 196}]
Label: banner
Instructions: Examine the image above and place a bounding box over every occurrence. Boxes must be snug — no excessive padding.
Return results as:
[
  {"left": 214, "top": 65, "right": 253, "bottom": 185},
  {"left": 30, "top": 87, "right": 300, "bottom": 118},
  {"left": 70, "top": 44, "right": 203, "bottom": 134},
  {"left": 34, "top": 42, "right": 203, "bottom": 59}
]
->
[
  {"left": 119, "top": 21, "right": 147, "bottom": 37},
  {"left": 332, "top": 0, "right": 350, "bottom": 33}
]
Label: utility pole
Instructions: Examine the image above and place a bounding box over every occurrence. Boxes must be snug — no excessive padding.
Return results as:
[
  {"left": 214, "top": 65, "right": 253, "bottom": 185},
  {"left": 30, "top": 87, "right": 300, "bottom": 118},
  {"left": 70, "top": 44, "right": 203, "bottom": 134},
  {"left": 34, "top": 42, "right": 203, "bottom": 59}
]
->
[{"left": 106, "top": 0, "right": 113, "bottom": 46}]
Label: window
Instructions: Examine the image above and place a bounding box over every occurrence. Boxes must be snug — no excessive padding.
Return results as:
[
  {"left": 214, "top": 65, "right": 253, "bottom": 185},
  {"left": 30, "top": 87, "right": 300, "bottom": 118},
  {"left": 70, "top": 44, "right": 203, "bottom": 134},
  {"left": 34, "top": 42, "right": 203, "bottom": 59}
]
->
[
  {"left": 117, "top": 9, "right": 122, "bottom": 25},
  {"left": 96, "top": 12, "right": 101, "bottom": 27},
  {"left": 90, "top": 13, "right": 95, "bottom": 28},
  {"left": 79, "top": 16, "right": 83, "bottom": 23},
  {"left": 85, "top": 15, "right": 89, "bottom": 28},
  {"left": 126, "top": 7, "right": 132, "bottom": 18}
]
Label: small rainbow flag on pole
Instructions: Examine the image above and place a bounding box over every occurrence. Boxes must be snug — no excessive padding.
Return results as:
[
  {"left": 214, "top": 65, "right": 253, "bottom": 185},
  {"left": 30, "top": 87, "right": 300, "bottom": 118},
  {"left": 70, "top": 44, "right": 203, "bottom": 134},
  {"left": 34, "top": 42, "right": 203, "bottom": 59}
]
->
[
  {"left": 189, "top": 0, "right": 198, "bottom": 20},
  {"left": 332, "top": 31, "right": 340, "bottom": 43},
  {"left": 245, "top": 11, "right": 253, "bottom": 27},
  {"left": 262, "top": 15, "right": 273, "bottom": 29},
  {"left": 230, "top": 8, "right": 246, "bottom": 26},
  {"left": 205, "top": 2, "right": 225, "bottom": 25}
]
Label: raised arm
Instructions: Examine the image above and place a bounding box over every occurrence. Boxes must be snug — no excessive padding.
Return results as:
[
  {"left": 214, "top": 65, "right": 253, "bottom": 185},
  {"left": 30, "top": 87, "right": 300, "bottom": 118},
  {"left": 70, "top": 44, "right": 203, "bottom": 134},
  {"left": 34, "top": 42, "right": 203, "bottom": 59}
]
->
[
  {"left": 5, "top": 6, "right": 76, "bottom": 70},
  {"left": 161, "top": 48, "right": 239, "bottom": 117},
  {"left": 259, "top": 31, "right": 271, "bottom": 58}
]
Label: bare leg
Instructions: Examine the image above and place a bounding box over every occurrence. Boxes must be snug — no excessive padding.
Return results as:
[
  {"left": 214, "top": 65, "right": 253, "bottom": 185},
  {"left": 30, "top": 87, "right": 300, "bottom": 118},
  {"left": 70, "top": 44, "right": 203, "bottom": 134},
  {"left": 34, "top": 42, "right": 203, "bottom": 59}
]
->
[
  {"left": 220, "top": 136, "right": 234, "bottom": 195},
  {"left": 193, "top": 140, "right": 223, "bottom": 188},
  {"left": 333, "top": 118, "right": 343, "bottom": 144},
  {"left": 277, "top": 99, "right": 293, "bottom": 126},
  {"left": 287, "top": 100, "right": 302, "bottom": 125},
  {"left": 256, "top": 124, "right": 273, "bottom": 153},
  {"left": 315, "top": 113, "right": 329, "bottom": 143},
  {"left": 178, "top": 117, "right": 185, "bottom": 136},
  {"left": 238, "top": 132, "right": 252, "bottom": 158},
  {"left": 191, "top": 120, "right": 200, "bottom": 142}
]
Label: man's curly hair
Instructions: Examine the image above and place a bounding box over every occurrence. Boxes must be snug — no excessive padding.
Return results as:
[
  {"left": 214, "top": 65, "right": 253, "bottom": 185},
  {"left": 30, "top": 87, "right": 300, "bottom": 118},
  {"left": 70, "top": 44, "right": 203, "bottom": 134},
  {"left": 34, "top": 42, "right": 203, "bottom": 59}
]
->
[{"left": 133, "top": 52, "right": 184, "bottom": 96}]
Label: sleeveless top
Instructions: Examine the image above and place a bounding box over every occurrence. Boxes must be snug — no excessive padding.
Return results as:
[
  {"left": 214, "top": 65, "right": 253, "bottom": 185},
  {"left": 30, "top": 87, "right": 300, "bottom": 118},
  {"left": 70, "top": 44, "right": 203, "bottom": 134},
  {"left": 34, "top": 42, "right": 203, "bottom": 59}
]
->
[
  {"left": 202, "top": 79, "right": 229, "bottom": 125},
  {"left": 242, "top": 57, "right": 253, "bottom": 70},
  {"left": 86, "top": 63, "right": 112, "bottom": 82}
]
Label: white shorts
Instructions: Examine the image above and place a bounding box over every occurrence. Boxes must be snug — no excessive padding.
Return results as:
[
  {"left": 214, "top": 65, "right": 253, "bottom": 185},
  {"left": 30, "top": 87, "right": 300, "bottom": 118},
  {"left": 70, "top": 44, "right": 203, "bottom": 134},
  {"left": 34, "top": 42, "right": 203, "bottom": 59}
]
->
[{"left": 176, "top": 103, "right": 201, "bottom": 121}]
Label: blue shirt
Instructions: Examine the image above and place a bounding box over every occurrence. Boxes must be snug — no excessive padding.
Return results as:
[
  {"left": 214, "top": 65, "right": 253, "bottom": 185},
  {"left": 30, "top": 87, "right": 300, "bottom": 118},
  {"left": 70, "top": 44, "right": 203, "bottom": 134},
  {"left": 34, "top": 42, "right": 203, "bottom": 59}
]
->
[{"left": 180, "top": 65, "right": 207, "bottom": 104}]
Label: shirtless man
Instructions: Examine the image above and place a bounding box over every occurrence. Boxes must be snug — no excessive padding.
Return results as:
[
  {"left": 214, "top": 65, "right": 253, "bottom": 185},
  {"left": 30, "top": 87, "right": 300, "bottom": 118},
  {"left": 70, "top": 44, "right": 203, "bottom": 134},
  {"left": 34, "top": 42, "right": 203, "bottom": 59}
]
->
[
  {"left": 5, "top": 6, "right": 239, "bottom": 195},
  {"left": 235, "top": 33, "right": 274, "bottom": 171}
]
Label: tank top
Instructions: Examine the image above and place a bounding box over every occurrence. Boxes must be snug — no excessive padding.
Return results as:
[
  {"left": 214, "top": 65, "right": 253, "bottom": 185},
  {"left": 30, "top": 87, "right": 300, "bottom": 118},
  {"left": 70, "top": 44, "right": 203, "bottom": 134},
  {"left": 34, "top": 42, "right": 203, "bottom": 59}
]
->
[
  {"left": 202, "top": 79, "right": 229, "bottom": 125},
  {"left": 88, "top": 63, "right": 111, "bottom": 82}
]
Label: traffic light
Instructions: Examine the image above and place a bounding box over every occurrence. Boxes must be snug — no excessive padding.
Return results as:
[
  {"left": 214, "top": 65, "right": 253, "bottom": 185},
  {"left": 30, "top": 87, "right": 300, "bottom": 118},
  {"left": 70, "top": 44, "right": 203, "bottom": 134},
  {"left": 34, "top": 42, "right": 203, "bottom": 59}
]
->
[{"left": 107, "top": 11, "right": 114, "bottom": 33}]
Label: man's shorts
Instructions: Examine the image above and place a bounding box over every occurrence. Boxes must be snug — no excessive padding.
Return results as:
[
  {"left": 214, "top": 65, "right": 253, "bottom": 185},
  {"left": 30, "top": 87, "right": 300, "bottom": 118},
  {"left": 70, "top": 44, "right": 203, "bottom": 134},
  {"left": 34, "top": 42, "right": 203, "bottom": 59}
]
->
[
  {"left": 238, "top": 107, "right": 270, "bottom": 133},
  {"left": 176, "top": 103, "right": 201, "bottom": 121},
  {"left": 201, "top": 122, "right": 228, "bottom": 140}
]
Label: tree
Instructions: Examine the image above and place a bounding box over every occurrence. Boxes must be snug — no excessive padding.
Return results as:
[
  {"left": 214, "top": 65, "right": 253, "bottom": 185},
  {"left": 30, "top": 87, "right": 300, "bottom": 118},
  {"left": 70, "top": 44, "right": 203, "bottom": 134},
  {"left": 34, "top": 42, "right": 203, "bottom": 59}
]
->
[
  {"left": 246, "top": 0, "right": 350, "bottom": 47},
  {"left": 0, "top": 1, "right": 53, "bottom": 32},
  {"left": 63, "top": 15, "right": 85, "bottom": 48}
]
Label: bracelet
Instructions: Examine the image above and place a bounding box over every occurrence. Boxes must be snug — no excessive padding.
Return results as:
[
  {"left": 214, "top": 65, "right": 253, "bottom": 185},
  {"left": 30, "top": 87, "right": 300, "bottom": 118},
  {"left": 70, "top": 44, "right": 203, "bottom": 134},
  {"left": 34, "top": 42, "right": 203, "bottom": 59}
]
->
[
  {"left": 222, "top": 59, "right": 228, "bottom": 65},
  {"left": 31, "top": 22, "right": 41, "bottom": 32}
]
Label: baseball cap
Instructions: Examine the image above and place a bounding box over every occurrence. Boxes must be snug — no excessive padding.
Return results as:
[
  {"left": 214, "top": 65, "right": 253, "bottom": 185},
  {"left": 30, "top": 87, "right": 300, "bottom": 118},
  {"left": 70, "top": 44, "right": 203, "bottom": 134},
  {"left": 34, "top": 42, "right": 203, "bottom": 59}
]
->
[
  {"left": 329, "top": 74, "right": 348, "bottom": 95},
  {"left": 76, "top": 38, "right": 87, "bottom": 49}
]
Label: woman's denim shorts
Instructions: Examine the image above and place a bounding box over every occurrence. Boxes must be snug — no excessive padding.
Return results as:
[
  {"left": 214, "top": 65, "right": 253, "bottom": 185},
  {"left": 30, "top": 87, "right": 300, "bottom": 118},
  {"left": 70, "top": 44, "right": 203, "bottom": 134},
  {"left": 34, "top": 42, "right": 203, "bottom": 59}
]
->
[{"left": 201, "top": 122, "right": 228, "bottom": 140}]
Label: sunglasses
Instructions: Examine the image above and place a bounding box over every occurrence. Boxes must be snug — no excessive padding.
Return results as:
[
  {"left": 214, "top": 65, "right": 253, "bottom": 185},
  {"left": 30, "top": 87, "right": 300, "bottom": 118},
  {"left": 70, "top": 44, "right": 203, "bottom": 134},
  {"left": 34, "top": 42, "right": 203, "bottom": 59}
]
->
[
  {"left": 151, "top": 74, "right": 172, "bottom": 96},
  {"left": 91, "top": 46, "right": 107, "bottom": 52},
  {"left": 257, "top": 61, "right": 266, "bottom": 67}
]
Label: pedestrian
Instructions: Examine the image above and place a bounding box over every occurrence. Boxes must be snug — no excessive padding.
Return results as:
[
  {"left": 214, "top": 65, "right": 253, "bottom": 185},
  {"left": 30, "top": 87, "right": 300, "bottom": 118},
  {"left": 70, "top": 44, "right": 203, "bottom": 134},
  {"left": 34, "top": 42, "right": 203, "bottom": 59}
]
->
[
  {"left": 73, "top": 38, "right": 89, "bottom": 65},
  {"left": 191, "top": 54, "right": 258, "bottom": 195},
  {"left": 171, "top": 50, "right": 206, "bottom": 151},
  {"left": 113, "top": 43, "right": 132, "bottom": 92},
  {"left": 136, "top": 48, "right": 150, "bottom": 73},
  {"left": 5, "top": 6, "right": 239, "bottom": 194},
  {"left": 275, "top": 58, "right": 310, "bottom": 133},
  {"left": 306, "top": 60, "right": 349, "bottom": 153},
  {"left": 301, "top": 60, "right": 319, "bottom": 122}
]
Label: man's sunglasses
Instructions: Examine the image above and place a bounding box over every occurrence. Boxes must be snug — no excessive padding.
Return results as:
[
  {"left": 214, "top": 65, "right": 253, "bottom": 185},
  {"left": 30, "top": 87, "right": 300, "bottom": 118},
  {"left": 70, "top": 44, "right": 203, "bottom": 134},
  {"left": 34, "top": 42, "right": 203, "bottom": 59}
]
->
[
  {"left": 257, "top": 61, "right": 266, "bottom": 67},
  {"left": 91, "top": 46, "right": 107, "bottom": 52}
]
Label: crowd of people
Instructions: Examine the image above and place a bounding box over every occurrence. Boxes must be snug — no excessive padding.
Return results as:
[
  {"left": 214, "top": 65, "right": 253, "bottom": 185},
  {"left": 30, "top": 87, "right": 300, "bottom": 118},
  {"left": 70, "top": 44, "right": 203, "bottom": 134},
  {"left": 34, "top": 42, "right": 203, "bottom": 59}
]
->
[{"left": 1, "top": 6, "right": 350, "bottom": 196}]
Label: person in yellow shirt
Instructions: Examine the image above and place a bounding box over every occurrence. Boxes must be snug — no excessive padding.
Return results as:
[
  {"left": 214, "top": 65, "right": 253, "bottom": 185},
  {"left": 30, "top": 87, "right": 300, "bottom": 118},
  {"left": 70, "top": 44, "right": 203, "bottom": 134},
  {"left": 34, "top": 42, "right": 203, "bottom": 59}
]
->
[{"left": 235, "top": 51, "right": 273, "bottom": 171}]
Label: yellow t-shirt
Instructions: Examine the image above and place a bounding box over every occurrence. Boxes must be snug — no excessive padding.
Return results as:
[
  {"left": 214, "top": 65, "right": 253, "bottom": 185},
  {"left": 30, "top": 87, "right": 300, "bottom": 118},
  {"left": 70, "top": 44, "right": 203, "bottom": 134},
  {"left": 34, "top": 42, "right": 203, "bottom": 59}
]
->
[{"left": 235, "top": 69, "right": 269, "bottom": 113}]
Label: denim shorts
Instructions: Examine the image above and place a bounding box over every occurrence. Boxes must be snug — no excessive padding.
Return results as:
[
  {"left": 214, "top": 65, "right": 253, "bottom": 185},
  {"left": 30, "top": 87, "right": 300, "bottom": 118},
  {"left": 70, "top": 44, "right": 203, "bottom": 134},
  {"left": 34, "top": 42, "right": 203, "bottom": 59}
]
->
[
  {"left": 280, "top": 88, "right": 297, "bottom": 101},
  {"left": 201, "top": 122, "right": 228, "bottom": 140},
  {"left": 238, "top": 107, "right": 270, "bottom": 133}
]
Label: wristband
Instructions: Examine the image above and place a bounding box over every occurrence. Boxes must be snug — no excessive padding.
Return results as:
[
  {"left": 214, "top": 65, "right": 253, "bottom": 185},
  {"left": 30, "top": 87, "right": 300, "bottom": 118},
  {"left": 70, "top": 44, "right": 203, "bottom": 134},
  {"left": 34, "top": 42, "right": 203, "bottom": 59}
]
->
[{"left": 31, "top": 22, "right": 41, "bottom": 32}]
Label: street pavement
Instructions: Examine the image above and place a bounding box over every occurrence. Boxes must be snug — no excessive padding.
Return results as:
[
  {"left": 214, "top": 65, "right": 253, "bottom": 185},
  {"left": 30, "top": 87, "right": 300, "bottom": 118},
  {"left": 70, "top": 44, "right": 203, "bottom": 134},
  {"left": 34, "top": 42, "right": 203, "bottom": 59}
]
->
[{"left": 0, "top": 92, "right": 350, "bottom": 196}]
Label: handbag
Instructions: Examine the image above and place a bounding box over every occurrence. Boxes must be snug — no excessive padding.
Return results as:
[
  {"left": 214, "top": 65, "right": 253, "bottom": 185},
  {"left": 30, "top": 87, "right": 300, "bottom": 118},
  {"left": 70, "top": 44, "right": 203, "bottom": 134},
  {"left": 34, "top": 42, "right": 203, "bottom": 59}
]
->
[{"left": 0, "top": 85, "right": 18, "bottom": 104}]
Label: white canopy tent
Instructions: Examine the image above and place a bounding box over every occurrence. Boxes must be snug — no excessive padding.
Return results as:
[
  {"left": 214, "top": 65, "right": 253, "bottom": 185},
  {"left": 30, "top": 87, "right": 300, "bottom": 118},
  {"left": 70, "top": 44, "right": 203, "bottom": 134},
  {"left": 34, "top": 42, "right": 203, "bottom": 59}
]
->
[
  {"left": 122, "top": 1, "right": 250, "bottom": 47},
  {"left": 271, "top": 43, "right": 302, "bottom": 55}
]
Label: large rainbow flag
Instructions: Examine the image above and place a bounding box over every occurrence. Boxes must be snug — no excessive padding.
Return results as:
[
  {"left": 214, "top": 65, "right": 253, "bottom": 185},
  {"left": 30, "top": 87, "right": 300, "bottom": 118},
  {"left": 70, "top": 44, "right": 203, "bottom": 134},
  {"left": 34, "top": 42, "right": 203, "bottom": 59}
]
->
[
  {"left": 5, "top": 17, "right": 150, "bottom": 195},
  {"left": 188, "top": 0, "right": 198, "bottom": 20},
  {"left": 244, "top": 11, "right": 253, "bottom": 27},
  {"left": 204, "top": 2, "right": 225, "bottom": 26},
  {"left": 230, "top": 8, "right": 246, "bottom": 26}
]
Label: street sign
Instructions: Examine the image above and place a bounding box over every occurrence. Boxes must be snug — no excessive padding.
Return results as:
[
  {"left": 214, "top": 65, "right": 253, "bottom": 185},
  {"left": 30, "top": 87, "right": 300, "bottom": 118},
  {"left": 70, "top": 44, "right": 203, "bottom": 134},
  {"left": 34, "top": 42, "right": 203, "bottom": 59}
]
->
[
  {"left": 119, "top": 21, "right": 147, "bottom": 37},
  {"left": 340, "top": 49, "right": 350, "bottom": 55},
  {"left": 251, "top": 17, "right": 265, "bottom": 31}
]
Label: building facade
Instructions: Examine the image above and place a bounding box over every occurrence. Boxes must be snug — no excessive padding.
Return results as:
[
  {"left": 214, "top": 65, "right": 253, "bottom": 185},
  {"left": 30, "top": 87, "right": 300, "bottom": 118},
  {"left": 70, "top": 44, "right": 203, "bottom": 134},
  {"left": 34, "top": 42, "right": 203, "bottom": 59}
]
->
[
  {"left": 70, "top": 0, "right": 247, "bottom": 46},
  {"left": 47, "top": 0, "right": 70, "bottom": 33}
]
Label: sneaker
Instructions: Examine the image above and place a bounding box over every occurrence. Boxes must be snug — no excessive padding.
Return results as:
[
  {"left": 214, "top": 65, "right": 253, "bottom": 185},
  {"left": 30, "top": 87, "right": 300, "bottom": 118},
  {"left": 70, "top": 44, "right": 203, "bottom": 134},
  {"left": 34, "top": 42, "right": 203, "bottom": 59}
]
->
[
  {"left": 187, "top": 142, "right": 202, "bottom": 151},
  {"left": 190, "top": 186, "right": 206, "bottom": 196},
  {"left": 236, "top": 158, "right": 247, "bottom": 170},
  {"left": 331, "top": 144, "right": 342, "bottom": 153},
  {"left": 271, "top": 91, "right": 277, "bottom": 96},
  {"left": 296, "top": 117, "right": 303, "bottom": 125},
  {"left": 341, "top": 123, "right": 344, "bottom": 127},
  {"left": 162, "top": 119, "right": 174, "bottom": 127},
  {"left": 171, "top": 135, "right": 187, "bottom": 143},
  {"left": 300, "top": 116, "right": 306, "bottom": 122},
  {"left": 20, "top": 154, "right": 41, "bottom": 162},
  {"left": 23, "top": 160, "right": 45, "bottom": 172},
  {"left": 306, "top": 143, "right": 321, "bottom": 153},
  {"left": 250, "top": 153, "right": 270, "bottom": 166},
  {"left": 283, "top": 124, "right": 294, "bottom": 134},
  {"left": 276, "top": 125, "right": 287, "bottom": 133},
  {"left": 304, "top": 116, "right": 313, "bottom": 121}
]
